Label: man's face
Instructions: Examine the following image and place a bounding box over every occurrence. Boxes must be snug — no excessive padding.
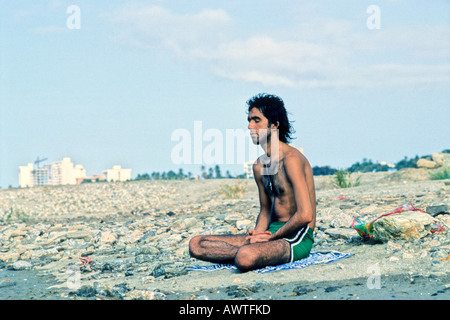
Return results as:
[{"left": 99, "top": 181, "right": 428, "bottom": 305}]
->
[{"left": 247, "top": 107, "right": 276, "bottom": 145}]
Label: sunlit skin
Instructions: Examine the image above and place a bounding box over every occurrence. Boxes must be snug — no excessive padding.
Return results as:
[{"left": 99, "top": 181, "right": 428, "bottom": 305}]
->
[{"left": 189, "top": 106, "right": 316, "bottom": 271}]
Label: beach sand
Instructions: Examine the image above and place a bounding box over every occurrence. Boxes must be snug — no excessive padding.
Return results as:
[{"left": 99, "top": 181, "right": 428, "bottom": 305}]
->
[{"left": 0, "top": 168, "right": 449, "bottom": 300}]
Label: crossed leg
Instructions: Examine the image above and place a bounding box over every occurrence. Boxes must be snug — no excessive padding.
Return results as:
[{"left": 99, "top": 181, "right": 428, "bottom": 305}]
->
[{"left": 189, "top": 234, "right": 291, "bottom": 272}]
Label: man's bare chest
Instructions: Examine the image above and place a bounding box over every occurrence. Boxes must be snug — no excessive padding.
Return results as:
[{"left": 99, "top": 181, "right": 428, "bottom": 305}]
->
[{"left": 262, "top": 171, "right": 289, "bottom": 197}]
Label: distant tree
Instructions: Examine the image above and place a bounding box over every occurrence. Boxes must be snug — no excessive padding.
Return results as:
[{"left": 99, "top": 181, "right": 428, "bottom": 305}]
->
[
  {"left": 167, "top": 170, "right": 177, "bottom": 180},
  {"left": 312, "top": 166, "right": 337, "bottom": 176},
  {"left": 177, "top": 168, "right": 187, "bottom": 180},
  {"left": 200, "top": 166, "right": 207, "bottom": 180},
  {"left": 135, "top": 173, "right": 151, "bottom": 181},
  {"left": 208, "top": 167, "right": 214, "bottom": 179},
  {"left": 214, "top": 165, "right": 223, "bottom": 179},
  {"left": 348, "top": 159, "right": 389, "bottom": 173},
  {"left": 395, "top": 156, "right": 419, "bottom": 170},
  {"left": 151, "top": 172, "right": 161, "bottom": 180}
]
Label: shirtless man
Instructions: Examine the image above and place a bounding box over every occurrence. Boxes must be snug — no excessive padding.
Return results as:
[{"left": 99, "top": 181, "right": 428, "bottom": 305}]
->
[{"left": 189, "top": 93, "right": 316, "bottom": 271}]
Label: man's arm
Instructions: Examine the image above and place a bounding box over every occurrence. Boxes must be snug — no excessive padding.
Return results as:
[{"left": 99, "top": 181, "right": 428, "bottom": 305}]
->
[
  {"left": 249, "top": 161, "right": 272, "bottom": 234},
  {"left": 268, "top": 154, "right": 313, "bottom": 241}
]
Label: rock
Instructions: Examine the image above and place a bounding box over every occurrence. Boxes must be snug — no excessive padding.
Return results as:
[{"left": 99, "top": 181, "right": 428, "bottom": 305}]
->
[
  {"left": 417, "top": 159, "right": 437, "bottom": 169},
  {"left": 10, "top": 260, "right": 32, "bottom": 271},
  {"left": 71, "top": 285, "right": 97, "bottom": 298},
  {"left": 100, "top": 231, "right": 117, "bottom": 245},
  {"left": 108, "top": 283, "right": 131, "bottom": 299},
  {"left": 101, "top": 263, "right": 114, "bottom": 273},
  {"left": 125, "top": 290, "right": 166, "bottom": 300},
  {"left": 325, "top": 228, "right": 356, "bottom": 240},
  {"left": 224, "top": 213, "right": 245, "bottom": 225},
  {"left": 372, "top": 211, "right": 435, "bottom": 242},
  {"left": 0, "top": 279, "right": 16, "bottom": 288},
  {"left": 329, "top": 213, "right": 354, "bottom": 228},
  {"left": 387, "top": 241, "right": 403, "bottom": 250},
  {"left": 432, "top": 153, "right": 445, "bottom": 166},
  {"left": 172, "top": 220, "right": 186, "bottom": 229},
  {"left": 236, "top": 219, "right": 252, "bottom": 230},
  {"left": 184, "top": 217, "right": 199, "bottom": 228},
  {"left": 426, "top": 204, "right": 449, "bottom": 217},
  {"left": 402, "top": 251, "right": 414, "bottom": 259},
  {"left": 292, "top": 286, "right": 313, "bottom": 296},
  {"left": 1, "top": 176, "right": 450, "bottom": 300},
  {"left": 150, "top": 263, "right": 165, "bottom": 278},
  {"left": 0, "top": 252, "right": 21, "bottom": 263},
  {"left": 389, "top": 256, "right": 400, "bottom": 263}
]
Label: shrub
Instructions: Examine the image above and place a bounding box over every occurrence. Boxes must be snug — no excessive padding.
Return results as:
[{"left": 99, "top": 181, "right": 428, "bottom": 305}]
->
[
  {"left": 220, "top": 179, "right": 247, "bottom": 199},
  {"left": 333, "top": 170, "right": 361, "bottom": 188},
  {"left": 429, "top": 168, "right": 450, "bottom": 180}
]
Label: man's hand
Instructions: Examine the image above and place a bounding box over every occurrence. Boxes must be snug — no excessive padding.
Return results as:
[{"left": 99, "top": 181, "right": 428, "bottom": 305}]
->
[{"left": 245, "top": 230, "right": 272, "bottom": 244}]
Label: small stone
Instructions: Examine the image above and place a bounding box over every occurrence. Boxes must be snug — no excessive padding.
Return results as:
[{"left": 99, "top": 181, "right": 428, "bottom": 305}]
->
[
  {"left": 184, "top": 217, "right": 199, "bottom": 228},
  {"left": 101, "top": 263, "right": 114, "bottom": 273},
  {"left": 236, "top": 219, "right": 252, "bottom": 230},
  {"left": 428, "top": 239, "right": 441, "bottom": 247},
  {"left": 224, "top": 213, "right": 245, "bottom": 225},
  {"left": 151, "top": 264, "right": 165, "bottom": 278},
  {"left": 72, "top": 285, "right": 97, "bottom": 298},
  {"left": 293, "top": 286, "right": 313, "bottom": 296},
  {"left": 325, "top": 228, "right": 356, "bottom": 240},
  {"left": 0, "top": 279, "right": 16, "bottom": 288},
  {"left": 402, "top": 252, "right": 414, "bottom": 259},
  {"left": 172, "top": 220, "right": 186, "bottom": 229},
  {"left": 125, "top": 290, "right": 166, "bottom": 300},
  {"left": 426, "top": 204, "right": 449, "bottom": 217},
  {"left": 389, "top": 256, "right": 400, "bottom": 263},
  {"left": 100, "top": 231, "right": 117, "bottom": 245},
  {"left": 387, "top": 241, "right": 403, "bottom": 250},
  {"left": 10, "top": 260, "right": 32, "bottom": 271},
  {"left": 325, "top": 286, "right": 340, "bottom": 293},
  {"left": 329, "top": 213, "right": 353, "bottom": 228},
  {"left": 418, "top": 250, "right": 428, "bottom": 258}
]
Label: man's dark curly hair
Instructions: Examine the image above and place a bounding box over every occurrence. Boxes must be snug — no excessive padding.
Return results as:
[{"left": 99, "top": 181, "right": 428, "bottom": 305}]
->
[{"left": 247, "top": 93, "right": 295, "bottom": 143}]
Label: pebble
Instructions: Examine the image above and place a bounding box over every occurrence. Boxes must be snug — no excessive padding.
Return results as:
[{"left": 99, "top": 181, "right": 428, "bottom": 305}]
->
[
  {"left": 0, "top": 165, "right": 449, "bottom": 300},
  {"left": 0, "top": 279, "right": 16, "bottom": 288},
  {"left": 10, "top": 260, "right": 32, "bottom": 271}
]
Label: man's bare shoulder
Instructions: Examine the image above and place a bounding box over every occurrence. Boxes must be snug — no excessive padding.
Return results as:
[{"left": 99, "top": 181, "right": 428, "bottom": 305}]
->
[
  {"left": 252, "top": 157, "right": 263, "bottom": 178},
  {"left": 283, "top": 146, "right": 309, "bottom": 167}
]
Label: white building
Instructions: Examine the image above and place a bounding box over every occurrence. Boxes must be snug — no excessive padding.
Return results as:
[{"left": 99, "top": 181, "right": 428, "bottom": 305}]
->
[
  {"left": 244, "top": 161, "right": 255, "bottom": 179},
  {"left": 104, "top": 165, "right": 131, "bottom": 182},
  {"left": 52, "top": 158, "right": 86, "bottom": 185},
  {"left": 19, "top": 163, "right": 34, "bottom": 188},
  {"left": 18, "top": 157, "right": 86, "bottom": 188}
]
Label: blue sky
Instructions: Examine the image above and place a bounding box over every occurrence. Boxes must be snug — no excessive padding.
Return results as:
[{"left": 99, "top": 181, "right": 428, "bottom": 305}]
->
[{"left": 1, "top": 0, "right": 449, "bottom": 187}]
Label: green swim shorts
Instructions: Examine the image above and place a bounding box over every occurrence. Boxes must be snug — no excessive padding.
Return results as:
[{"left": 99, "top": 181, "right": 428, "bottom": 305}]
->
[{"left": 267, "top": 222, "right": 314, "bottom": 262}]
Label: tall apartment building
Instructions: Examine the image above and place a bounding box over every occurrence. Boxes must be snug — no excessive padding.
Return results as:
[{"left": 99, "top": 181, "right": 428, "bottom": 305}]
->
[
  {"left": 19, "top": 157, "right": 86, "bottom": 188},
  {"left": 104, "top": 165, "right": 132, "bottom": 182},
  {"left": 19, "top": 163, "right": 36, "bottom": 188}
]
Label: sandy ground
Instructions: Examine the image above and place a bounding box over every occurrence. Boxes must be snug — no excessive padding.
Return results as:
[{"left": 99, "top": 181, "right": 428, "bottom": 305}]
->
[{"left": 0, "top": 168, "right": 449, "bottom": 301}]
